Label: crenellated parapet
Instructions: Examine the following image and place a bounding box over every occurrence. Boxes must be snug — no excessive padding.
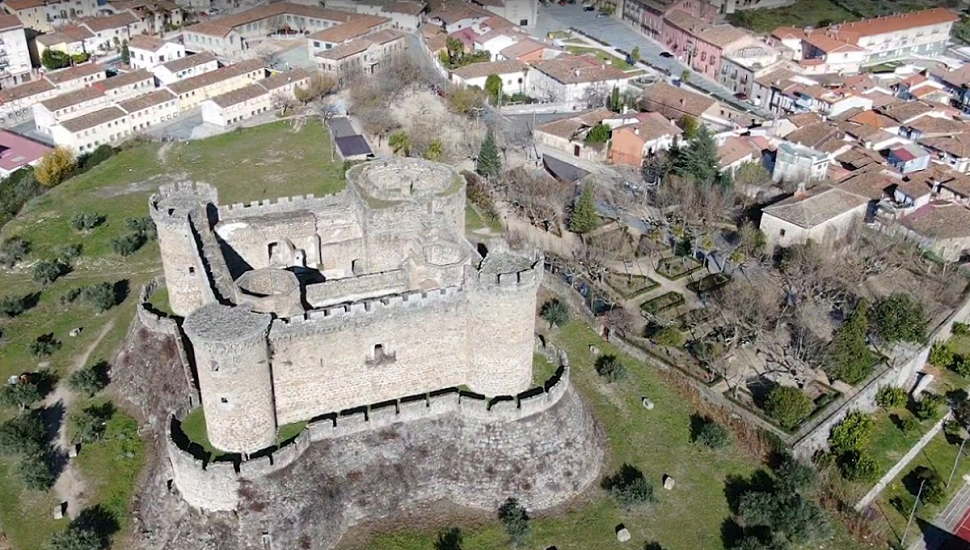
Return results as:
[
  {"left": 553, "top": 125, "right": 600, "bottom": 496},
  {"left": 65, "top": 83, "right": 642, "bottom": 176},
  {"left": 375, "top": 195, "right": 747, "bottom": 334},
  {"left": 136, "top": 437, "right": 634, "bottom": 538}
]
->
[{"left": 217, "top": 191, "right": 351, "bottom": 220}]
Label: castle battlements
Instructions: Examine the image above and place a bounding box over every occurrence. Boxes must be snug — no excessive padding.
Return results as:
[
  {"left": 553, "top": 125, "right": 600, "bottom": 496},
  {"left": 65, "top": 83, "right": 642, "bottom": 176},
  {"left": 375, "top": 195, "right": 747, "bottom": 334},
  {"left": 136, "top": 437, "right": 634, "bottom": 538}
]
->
[
  {"left": 151, "top": 158, "right": 539, "bottom": 455},
  {"left": 217, "top": 191, "right": 351, "bottom": 219}
]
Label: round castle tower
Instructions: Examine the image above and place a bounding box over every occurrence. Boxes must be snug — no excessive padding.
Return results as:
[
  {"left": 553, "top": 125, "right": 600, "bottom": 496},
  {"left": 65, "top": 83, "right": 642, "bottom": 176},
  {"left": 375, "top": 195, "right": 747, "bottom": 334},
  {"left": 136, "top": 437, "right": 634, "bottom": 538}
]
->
[
  {"left": 149, "top": 182, "right": 218, "bottom": 317},
  {"left": 465, "top": 244, "right": 543, "bottom": 396},
  {"left": 183, "top": 303, "right": 276, "bottom": 454}
]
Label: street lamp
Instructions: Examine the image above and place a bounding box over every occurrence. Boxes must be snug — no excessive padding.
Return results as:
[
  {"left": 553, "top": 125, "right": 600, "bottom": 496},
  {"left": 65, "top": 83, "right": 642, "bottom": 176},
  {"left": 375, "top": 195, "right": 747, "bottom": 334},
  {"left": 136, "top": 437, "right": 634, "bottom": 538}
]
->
[{"left": 947, "top": 425, "right": 970, "bottom": 489}]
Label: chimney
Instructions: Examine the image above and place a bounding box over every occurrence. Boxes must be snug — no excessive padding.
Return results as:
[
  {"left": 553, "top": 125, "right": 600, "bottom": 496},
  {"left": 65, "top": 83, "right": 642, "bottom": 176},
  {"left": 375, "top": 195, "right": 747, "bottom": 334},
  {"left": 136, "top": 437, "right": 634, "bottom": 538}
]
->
[
  {"left": 634, "top": 126, "right": 640, "bottom": 135},
  {"left": 573, "top": 68, "right": 580, "bottom": 77},
  {"left": 795, "top": 181, "right": 807, "bottom": 198}
]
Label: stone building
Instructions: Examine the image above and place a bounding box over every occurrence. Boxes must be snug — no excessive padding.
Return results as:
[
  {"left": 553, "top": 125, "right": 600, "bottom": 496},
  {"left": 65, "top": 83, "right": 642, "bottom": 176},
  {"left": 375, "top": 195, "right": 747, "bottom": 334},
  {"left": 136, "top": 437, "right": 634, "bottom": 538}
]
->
[{"left": 150, "top": 158, "right": 542, "bottom": 454}]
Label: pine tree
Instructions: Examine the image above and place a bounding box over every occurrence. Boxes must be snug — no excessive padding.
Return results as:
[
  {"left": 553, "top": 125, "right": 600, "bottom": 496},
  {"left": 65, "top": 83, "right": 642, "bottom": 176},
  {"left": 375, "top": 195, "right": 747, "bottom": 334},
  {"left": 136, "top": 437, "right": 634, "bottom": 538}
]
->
[
  {"left": 671, "top": 125, "right": 720, "bottom": 187},
  {"left": 609, "top": 86, "right": 620, "bottom": 112},
  {"left": 121, "top": 39, "right": 130, "bottom": 65},
  {"left": 476, "top": 130, "right": 501, "bottom": 181},
  {"left": 569, "top": 184, "right": 600, "bottom": 235}
]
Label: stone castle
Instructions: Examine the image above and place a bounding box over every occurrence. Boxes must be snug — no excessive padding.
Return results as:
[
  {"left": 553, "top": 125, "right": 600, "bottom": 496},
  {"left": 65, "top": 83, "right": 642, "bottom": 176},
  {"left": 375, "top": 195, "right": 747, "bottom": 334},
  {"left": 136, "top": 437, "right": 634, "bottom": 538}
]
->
[{"left": 149, "top": 158, "right": 543, "bottom": 455}]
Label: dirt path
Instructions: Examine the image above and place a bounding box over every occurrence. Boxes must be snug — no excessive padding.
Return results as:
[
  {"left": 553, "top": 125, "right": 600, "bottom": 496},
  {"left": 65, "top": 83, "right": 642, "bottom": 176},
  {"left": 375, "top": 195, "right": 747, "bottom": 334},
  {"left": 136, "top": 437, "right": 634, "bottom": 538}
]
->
[
  {"left": 156, "top": 141, "right": 174, "bottom": 165},
  {"left": 43, "top": 320, "right": 116, "bottom": 518}
]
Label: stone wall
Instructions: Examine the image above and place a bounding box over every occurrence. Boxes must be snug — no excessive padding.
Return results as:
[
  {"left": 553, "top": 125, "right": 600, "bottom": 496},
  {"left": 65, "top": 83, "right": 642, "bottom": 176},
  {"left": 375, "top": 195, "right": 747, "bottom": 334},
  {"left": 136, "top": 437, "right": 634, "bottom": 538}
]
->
[
  {"left": 136, "top": 278, "right": 198, "bottom": 406},
  {"left": 166, "top": 360, "right": 577, "bottom": 513},
  {"left": 305, "top": 269, "right": 409, "bottom": 308}
]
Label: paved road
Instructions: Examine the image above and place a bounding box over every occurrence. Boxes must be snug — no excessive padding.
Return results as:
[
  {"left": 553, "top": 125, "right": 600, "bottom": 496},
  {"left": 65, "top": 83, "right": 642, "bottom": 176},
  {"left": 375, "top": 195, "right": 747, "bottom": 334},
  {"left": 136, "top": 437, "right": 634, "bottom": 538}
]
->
[{"left": 533, "top": 3, "right": 772, "bottom": 119}]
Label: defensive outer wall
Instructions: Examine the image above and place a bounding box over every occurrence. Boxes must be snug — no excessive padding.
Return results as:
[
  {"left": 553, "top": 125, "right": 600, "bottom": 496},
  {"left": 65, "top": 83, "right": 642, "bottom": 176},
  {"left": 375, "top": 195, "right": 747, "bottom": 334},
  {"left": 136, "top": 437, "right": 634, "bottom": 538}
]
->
[{"left": 137, "top": 283, "right": 603, "bottom": 534}]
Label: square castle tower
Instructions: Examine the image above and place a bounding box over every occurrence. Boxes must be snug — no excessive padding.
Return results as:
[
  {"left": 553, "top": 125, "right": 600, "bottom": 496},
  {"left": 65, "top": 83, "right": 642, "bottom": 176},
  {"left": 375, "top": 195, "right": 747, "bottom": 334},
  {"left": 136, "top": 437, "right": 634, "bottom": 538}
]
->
[{"left": 149, "top": 158, "right": 543, "bottom": 454}]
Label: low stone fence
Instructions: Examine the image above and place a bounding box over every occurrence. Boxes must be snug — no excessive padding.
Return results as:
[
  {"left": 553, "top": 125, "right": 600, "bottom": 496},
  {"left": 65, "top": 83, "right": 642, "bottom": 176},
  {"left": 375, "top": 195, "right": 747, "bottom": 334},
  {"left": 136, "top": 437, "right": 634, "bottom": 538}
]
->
[
  {"left": 167, "top": 354, "right": 573, "bottom": 512},
  {"left": 137, "top": 278, "right": 199, "bottom": 406}
]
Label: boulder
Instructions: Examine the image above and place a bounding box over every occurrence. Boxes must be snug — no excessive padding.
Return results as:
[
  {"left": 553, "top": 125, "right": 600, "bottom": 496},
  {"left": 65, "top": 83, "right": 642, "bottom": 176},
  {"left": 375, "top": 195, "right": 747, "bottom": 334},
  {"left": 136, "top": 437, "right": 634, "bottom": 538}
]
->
[
  {"left": 616, "top": 525, "right": 631, "bottom": 542},
  {"left": 663, "top": 475, "right": 675, "bottom": 490}
]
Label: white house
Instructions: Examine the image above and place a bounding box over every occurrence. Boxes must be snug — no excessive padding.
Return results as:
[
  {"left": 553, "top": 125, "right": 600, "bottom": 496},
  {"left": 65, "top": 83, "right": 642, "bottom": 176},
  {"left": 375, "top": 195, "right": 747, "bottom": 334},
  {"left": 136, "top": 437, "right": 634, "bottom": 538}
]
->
[
  {"left": 152, "top": 51, "right": 219, "bottom": 85},
  {"left": 199, "top": 69, "right": 310, "bottom": 127},
  {"left": 33, "top": 86, "right": 108, "bottom": 134},
  {"left": 118, "top": 89, "right": 179, "bottom": 132},
  {"left": 0, "top": 79, "right": 57, "bottom": 119},
  {"left": 165, "top": 58, "right": 264, "bottom": 111},
  {"left": 96, "top": 68, "right": 154, "bottom": 100},
  {"left": 0, "top": 14, "right": 31, "bottom": 88},
  {"left": 76, "top": 11, "right": 146, "bottom": 55},
  {"left": 43, "top": 63, "right": 106, "bottom": 93},
  {"left": 345, "top": 0, "right": 426, "bottom": 32},
  {"left": 3, "top": 0, "right": 101, "bottom": 33},
  {"left": 306, "top": 14, "right": 390, "bottom": 55},
  {"left": 450, "top": 59, "right": 528, "bottom": 94},
  {"left": 315, "top": 29, "right": 407, "bottom": 80},
  {"left": 772, "top": 141, "right": 829, "bottom": 184},
  {"left": 760, "top": 186, "right": 870, "bottom": 250},
  {"left": 128, "top": 34, "right": 186, "bottom": 71},
  {"left": 530, "top": 54, "right": 631, "bottom": 109},
  {"left": 427, "top": 3, "right": 489, "bottom": 33},
  {"left": 50, "top": 105, "right": 131, "bottom": 152}
]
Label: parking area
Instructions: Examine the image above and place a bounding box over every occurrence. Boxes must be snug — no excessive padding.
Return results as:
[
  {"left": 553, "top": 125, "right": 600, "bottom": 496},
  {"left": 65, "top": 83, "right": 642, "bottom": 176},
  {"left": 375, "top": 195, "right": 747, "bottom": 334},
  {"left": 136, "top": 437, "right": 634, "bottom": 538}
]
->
[{"left": 532, "top": 3, "right": 772, "bottom": 119}]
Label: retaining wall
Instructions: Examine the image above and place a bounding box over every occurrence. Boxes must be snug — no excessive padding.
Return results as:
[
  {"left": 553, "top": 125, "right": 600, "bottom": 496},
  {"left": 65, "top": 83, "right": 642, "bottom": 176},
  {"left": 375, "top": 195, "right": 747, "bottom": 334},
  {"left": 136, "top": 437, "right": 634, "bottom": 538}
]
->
[
  {"left": 136, "top": 278, "right": 198, "bottom": 405},
  {"left": 167, "top": 358, "right": 573, "bottom": 512}
]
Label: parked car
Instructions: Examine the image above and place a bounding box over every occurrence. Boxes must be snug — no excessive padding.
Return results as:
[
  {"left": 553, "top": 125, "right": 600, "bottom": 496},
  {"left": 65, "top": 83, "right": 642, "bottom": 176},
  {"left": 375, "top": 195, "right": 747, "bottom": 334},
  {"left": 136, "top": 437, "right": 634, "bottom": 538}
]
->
[
  {"left": 584, "top": 5, "right": 595, "bottom": 10},
  {"left": 596, "top": 12, "right": 608, "bottom": 17},
  {"left": 734, "top": 92, "right": 747, "bottom": 100},
  {"left": 659, "top": 51, "right": 673, "bottom": 58}
]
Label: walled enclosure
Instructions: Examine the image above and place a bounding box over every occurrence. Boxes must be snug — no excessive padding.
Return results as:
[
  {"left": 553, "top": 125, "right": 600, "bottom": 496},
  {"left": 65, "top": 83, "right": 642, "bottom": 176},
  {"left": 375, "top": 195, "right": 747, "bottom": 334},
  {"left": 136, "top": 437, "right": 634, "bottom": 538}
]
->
[{"left": 149, "top": 157, "right": 542, "bottom": 454}]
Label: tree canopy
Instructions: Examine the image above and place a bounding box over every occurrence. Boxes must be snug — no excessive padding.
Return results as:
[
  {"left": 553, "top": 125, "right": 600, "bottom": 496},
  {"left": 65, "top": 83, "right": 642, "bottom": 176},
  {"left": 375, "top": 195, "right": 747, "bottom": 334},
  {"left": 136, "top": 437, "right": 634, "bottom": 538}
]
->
[
  {"left": 669, "top": 126, "right": 728, "bottom": 188},
  {"left": 584, "top": 122, "right": 611, "bottom": 144},
  {"left": 825, "top": 300, "right": 877, "bottom": 385},
  {"left": 873, "top": 293, "right": 927, "bottom": 344},
  {"left": 476, "top": 130, "right": 501, "bottom": 181},
  {"left": 569, "top": 184, "right": 600, "bottom": 234},
  {"left": 484, "top": 74, "right": 502, "bottom": 105}
]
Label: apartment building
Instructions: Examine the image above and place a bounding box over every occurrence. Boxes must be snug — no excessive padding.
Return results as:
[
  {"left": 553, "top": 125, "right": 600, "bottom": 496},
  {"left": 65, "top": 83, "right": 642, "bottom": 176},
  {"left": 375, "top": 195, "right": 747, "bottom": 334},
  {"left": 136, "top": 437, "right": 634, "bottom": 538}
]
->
[
  {"left": 200, "top": 68, "right": 310, "bottom": 127},
  {"left": 621, "top": 0, "right": 714, "bottom": 41},
  {"left": 661, "top": 9, "right": 754, "bottom": 81},
  {"left": 165, "top": 58, "right": 264, "bottom": 110},
  {"left": 35, "top": 25, "right": 92, "bottom": 57},
  {"left": 118, "top": 89, "right": 178, "bottom": 131},
  {"left": 95, "top": 68, "right": 153, "bottom": 99},
  {"left": 33, "top": 85, "right": 107, "bottom": 133},
  {"left": 0, "top": 78, "right": 57, "bottom": 118},
  {"left": 152, "top": 51, "right": 218, "bottom": 85},
  {"left": 43, "top": 63, "right": 105, "bottom": 92},
  {"left": 333, "top": 0, "right": 426, "bottom": 31},
  {"left": 717, "top": 45, "right": 784, "bottom": 99},
  {"left": 426, "top": 3, "right": 489, "bottom": 33},
  {"left": 315, "top": 28, "right": 406, "bottom": 80},
  {"left": 3, "top": 0, "right": 101, "bottom": 32},
  {"left": 51, "top": 105, "right": 130, "bottom": 151},
  {"left": 306, "top": 14, "right": 390, "bottom": 55},
  {"left": 182, "top": 3, "right": 353, "bottom": 58},
  {"left": 0, "top": 15, "right": 31, "bottom": 87},
  {"left": 36, "top": 12, "right": 146, "bottom": 57},
  {"left": 771, "top": 8, "right": 959, "bottom": 68},
  {"left": 127, "top": 34, "right": 186, "bottom": 71}
]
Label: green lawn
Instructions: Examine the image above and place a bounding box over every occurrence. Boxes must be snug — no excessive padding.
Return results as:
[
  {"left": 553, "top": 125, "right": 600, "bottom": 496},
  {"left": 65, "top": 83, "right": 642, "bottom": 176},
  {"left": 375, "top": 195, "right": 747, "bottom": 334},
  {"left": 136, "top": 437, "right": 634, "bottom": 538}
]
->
[
  {"left": 464, "top": 204, "right": 502, "bottom": 235},
  {"left": 73, "top": 404, "right": 145, "bottom": 536},
  {"left": 533, "top": 352, "right": 559, "bottom": 387},
  {"left": 566, "top": 46, "right": 633, "bottom": 70},
  {"left": 178, "top": 406, "right": 222, "bottom": 459},
  {"left": 355, "top": 321, "right": 764, "bottom": 550},
  {"left": 726, "top": 0, "right": 856, "bottom": 33},
  {"left": 0, "top": 459, "right": 64, "bottom": 550},
  {"left": 874, "top": 431, "right": 970, "bottom": 545},
  {"left": 865, "top": 408, "right": 927, "bottom": 476}
]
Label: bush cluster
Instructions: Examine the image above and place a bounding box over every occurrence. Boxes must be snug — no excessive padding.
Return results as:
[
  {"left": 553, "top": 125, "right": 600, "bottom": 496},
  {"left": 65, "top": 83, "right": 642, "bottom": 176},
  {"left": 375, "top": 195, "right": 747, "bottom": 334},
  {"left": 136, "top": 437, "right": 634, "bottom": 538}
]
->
[
  {"left": 763, "top": 386, "right": 812, "bottom": 430},
  {"left": 594, "top": 355, "right": 627, "bottom": 383},
  {"left": 0, "top": 412, "right": 56, "bottom": 491},
  {"left": 828, "top": 411, "right": 880, "bottom": 482},
  {"left": 602, "top": 464, "right": 656, "bottom": 508}
]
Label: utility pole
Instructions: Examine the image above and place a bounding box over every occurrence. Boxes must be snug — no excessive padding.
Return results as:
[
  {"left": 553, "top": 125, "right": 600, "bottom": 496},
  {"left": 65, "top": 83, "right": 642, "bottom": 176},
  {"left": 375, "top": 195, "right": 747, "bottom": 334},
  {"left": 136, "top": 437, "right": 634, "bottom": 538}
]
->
[
  {"left": 902, "top": 478, "right": 926, "bottom": 549},
  {"left": 948, "top": 426, "right": 969, "bottom": 488}
]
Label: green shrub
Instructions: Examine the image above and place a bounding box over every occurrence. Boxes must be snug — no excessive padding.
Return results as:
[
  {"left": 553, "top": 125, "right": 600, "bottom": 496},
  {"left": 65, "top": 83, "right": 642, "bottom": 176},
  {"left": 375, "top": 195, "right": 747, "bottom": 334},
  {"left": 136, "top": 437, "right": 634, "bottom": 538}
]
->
[
  {"left": 17, "top": 454, "right": 55, "bottom": 491},
  {"left": 47, "top": 527, "right": 102, "bottom": 550},
  {"left": 602, "top": 464, "right": 656, "bottom": 508},
  {"left": 29, "top": 333, "right": 62, "bottom": 357},
  {"left": 68, "top": 361, "right": 110, "bottom": 397},
  {"left": 825, "top": 300, "right": 877, "bottom": 385},
  {"left": 594, "top": 355, "right": 627, "bottom": 383},
  {"left": 839, "top": 451, "right": 879, "bottom": 482},
  {"left": 763, "top": 386, "right": 813, "bottom": 430},
  {"left": 775, "top": 454, "right": 816, "bottom": 493},
  {"left": 873, "top": 294, "right": 927, "bottom": 344},
  {"left": 0, "top": 412, "right": 46, "bottom": 456},
  {"left": 497, "top": 497, "right": 531, "bottom": 547},
  {"left": 653, "top": 325, "right": 685, "bottom": 347},
  {"left": 953, "top": 322, "right": 970, "bottom": 336},
  {"left": 929, "top": 341, "right": 955, "bottom": 369},
  {"left": 54, "top": 243, "right": 82, "bottom": 262},
  {"left": 829, "top": 411, "right": 875, "bottom": 455},
  {"left": 81, "top": 282, "right": 116, "bottom": 313},
  {"left": 696, "top": 419, "right": 731, "bottom": 449},
  {"left": 60, "top": 287, "right": 82, "bottom": 306},
  {"left": 32, "top": 259, "right": 69, "bottom": 284},
  {"left": 69, "top": 212, "right": 105, "bottom": 231},
  {"left": 914, "top": 393, "right": 945, "bottom": 421},
  {"left": 913, "top": 466, "right": 946, "bottom": 505},
  {"left": 876, "top": 386, "right": 907, "bottom": 409},
  {"left": 110, "top": 233, "right": 146, "bottom": 256},
  {"left": 126, "top": 216, "right": 156, "bottom": 240},
  {"left": 900, "top": 416, "right": 920, "bottom": 434},
  {"left": 0, "top": 235, "right": 30, "bottom": 267},
  {"left": 540, "top": 298, "right": 569, "bottom": 328},
  {"left": 71, "top": 402, "right": 115, "bottom": 443},
  {"left": 0, "top": 294, "right": 31, "bottom": 317},
  {"left": 953, "top": 355, "right": 970, "bottom": 378}
]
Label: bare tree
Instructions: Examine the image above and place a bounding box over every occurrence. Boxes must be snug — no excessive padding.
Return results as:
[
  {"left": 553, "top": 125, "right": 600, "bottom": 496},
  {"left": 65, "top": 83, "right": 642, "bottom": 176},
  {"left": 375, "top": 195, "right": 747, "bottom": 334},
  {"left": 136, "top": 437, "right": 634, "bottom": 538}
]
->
[
  {"left": 582, "top": 84, "right": 610, "bottom": 109},
  {"left": 271, "top": 92, "right": 297, "bottom": 116},
  {"left": 500, "top": 168, "right": 573, "bottom": 234},
  {"left": 356, "top": 106, "right": 399, "bottom": 147}
]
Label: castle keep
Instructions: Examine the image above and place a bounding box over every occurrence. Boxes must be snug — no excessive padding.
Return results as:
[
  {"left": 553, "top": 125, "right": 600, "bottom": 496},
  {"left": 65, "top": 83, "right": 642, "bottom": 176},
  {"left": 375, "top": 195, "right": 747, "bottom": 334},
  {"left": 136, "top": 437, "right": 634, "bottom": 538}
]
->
[{"left": 150, "top": 158, "right": 542, "bottom": 454}]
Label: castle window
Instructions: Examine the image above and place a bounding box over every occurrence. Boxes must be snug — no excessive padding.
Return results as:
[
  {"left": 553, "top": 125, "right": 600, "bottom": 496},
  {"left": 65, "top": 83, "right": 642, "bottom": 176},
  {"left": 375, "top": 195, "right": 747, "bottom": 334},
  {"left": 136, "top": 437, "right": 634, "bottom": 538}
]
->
[
  {"left": 189, "top": 267, "right": 195, "bottom": 274},
  {"left": 220, "top": 397, "right": 228, "bottom": 403},
  {"left": 366, "top": 343, "right": 396, "bottom": 366},
  {"left": 210, "top": 360, "right": 219, "bottom": 372}
]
